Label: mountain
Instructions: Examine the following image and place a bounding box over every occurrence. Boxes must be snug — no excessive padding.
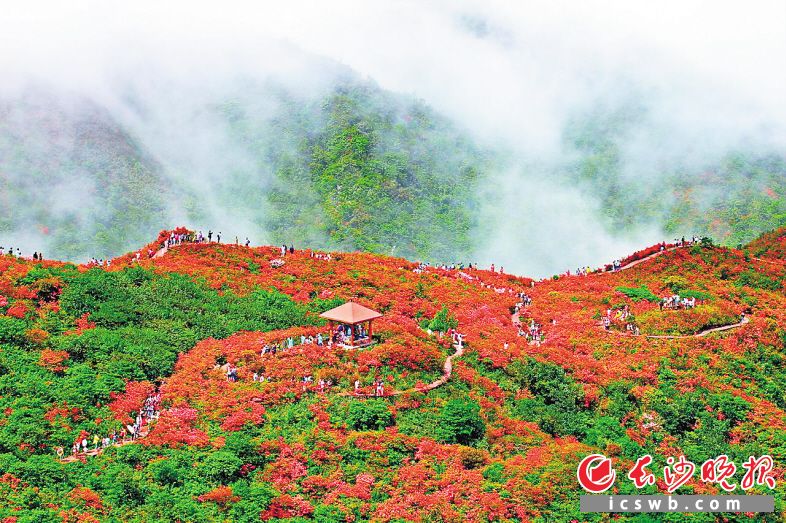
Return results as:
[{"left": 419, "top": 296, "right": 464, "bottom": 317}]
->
[
  {"left": 562, "top": 99, "right": 786, "bottom": 246},
  {"left": 0, "top": 227, "right": 783, "bottom": 520},
  {"left": 2, "top": 81, "right": 785, "bottom": 271},
  {"left": 0, "top": 90, "right": 173, "bottom": 258},
  {"left": 0, "top": 80, "right": 486, "bottom": 264}
]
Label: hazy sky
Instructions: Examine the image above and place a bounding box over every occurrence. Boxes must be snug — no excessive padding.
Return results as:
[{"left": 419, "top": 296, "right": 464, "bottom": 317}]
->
[
  {"left": 2, "top": 0, "right": 785, "bottom": 274},
  {"left": 4, "top": 1, "right": 783, "bottom": 142}
]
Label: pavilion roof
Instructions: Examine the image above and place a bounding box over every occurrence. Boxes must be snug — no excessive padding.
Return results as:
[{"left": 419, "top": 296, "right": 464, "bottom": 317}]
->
[{"left": 319, "top": 301, "right": 382, "bottom": 324}]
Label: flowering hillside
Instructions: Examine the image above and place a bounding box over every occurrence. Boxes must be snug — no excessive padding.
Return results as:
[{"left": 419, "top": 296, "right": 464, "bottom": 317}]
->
[{"left": 0, "top": 228, "right": 783, "bottom": 521}]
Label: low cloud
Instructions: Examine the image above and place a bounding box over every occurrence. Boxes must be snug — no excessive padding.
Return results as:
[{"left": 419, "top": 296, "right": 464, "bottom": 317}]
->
[{"left": 1, "top": 0, "right": 784, "bottom": 275}]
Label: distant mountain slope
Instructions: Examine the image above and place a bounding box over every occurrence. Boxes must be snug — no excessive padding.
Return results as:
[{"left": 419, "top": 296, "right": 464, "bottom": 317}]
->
[
  {"left": 0, "top": 81, "right": 485, "bottom": 264},
  {"left": 1, "top": 79, "right": 784, "bottom": 267},
  {"left": 258, "top": 83, "right": 483, "bottom": 261},
  {"left": 0, "top": 90, "right": 172, "bottom": 258},
  {"left": 563, "top": 100, "right": 786, "bottom": 245}
]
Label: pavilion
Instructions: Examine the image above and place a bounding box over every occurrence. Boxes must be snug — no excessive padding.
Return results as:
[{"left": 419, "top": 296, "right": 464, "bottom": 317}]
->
[{"left": 319, "top": 301, "right": 382, "bottom": 348}]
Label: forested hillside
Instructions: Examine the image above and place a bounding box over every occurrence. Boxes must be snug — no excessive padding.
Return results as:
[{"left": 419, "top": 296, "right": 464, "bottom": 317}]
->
[
  {"left": 0, "top": 81, "right": 485, "bottom": 264},
  {"left": 2, "top": 82, "right": 784, "bottom": 268},
  {"left": 564, "top": 101, "right": 786, "bottom": 245},
  {"left": 0, "top": 91, "right": 172, "bottom": 258},
  {"left": 225, "top": 82, "right": 483, "bottom": 261}
]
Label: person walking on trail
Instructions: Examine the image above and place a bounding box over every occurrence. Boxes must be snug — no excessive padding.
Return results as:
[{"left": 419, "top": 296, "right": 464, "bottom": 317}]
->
[
  {"left": 289, "top": 244, "right": 294, "bottom": 254},
  {"left": 56, "top": 446, "right": 64, "bottom": 459},
  {"left": 354, "top": 379, "right": 361, "bottom": 394},
  {"left": 93, "top": 434, "right": 100, "bottom": 451},
  {"left": 217, "top": 232, "right": 222, "bottom": 243},
  {"left": 245, "top": 238, "right": 250, "bottom": 247},
  {"left": 208, "top": 230, "right": 213, "bottom": 242}
]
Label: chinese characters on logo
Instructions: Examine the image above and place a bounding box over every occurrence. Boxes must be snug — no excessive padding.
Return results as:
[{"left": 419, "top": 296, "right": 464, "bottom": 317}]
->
[{"left": 577, "top": 454, "right": 776, "bottom": 493}]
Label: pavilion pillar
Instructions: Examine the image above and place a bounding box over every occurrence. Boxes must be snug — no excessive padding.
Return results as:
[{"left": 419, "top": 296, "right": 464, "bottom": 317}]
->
[
  {"left": 367, "top": 320, "right": 373, "bottom": 342},
  {"left": 350, "top": 323, "right": 355, "bottom": 347}
]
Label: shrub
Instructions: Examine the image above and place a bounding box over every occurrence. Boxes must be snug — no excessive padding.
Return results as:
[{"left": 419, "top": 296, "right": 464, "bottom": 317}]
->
[
  {"left": 435, "top": 399, "right": 485, "bottom": 445},
  {"left": 346, "top": 400, "right": 393, "bottom": 431},
  {"left": 427, "top": 306, "right": 458, "bottom": 333},
  {"left": 459, "top": 448, "right": 488, "bottom": 469},
  {"left": 615, "top": 286, "right": 659, "bottom": 303},
  {"left": 200, "top": 451, "right": 243, "bottom": 484},
  {"left": 735, "top": 270, "right": 782, "bottom": 291}
]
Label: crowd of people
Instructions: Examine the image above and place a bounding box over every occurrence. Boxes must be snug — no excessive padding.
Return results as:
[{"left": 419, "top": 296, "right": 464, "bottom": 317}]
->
[
  {"left": 226, "top": 323, "right": 467, "bottom": 397},
  {"left": 515, "top": 292, "right": 532, "bottom": 310},
  {"left": 311, "top": 251, "right": 332, "bottom": 261},
  {"left": 87, "top": 257, "right": 112, "bottom": 267},
  {"left": 260, "top": 334, "right": 328, "bottom": 357},
  {"left": 160, "top": 230, "right": 255, "bottom": 251},
  {"left": 413, "top": 261, "right": 493, "bottom": 274},
  {"left": 660, "top": 295, "right": 698, "bottom": 310},
  {"left": 58, "top": 392, "right": 161, "bottom": 460},
  {"left": 449, "top": 328, "right": 465, "bottom": 349},
  {"left": 1, "top": 247, "right": 43, "bottom": 260},
  {"left": 676, "top": 236, "right": 701, "bottom": 247},
  {"left": 602, "top": 306, "right": 633, "bottom": 331},
  {"left": 333, "top": 324, "right": 369, "bottom": 345},
  {"left": 518, "top": 318, "right": 544, "bottom": 345}
]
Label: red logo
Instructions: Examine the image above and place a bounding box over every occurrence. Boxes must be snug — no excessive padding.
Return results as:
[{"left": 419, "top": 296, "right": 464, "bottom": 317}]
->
[
  {"left": 701, "top": 455, "right": 737, "bottom": 492},
  {"left": 577, "top": 454, "right": 616, "bottom": 493},
  {"left": 628, "top": 455, "right": 656, "bottom": 488},
  {"left": 663, "top": 455, "right": 696, "bottom": 493}
]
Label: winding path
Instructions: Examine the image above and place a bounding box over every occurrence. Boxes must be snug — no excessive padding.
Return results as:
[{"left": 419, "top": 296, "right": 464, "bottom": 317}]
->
[
  {"left": 60, "top": 427, "right": 151, "bottom": 463},
  {"left": 614, "top": 246, "right": 680, "bottom": 272},
  {"left": 603, "top": 316, "right": 749, "bottom": 340},
  {"left": 344, "top": 340, "right": 465, "bottom": 398}
]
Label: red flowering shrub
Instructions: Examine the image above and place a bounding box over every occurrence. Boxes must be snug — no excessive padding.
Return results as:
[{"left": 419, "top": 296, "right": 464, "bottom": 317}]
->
[
  {"left": 38, "top": 349, "right": 69, "bottom": 372},
  {"left": 143, "top": 404, "right": 209, "bottom": 448},
  {"left": 108, "top": 381, "right": 154, "bottom": 424},
  {"left": 68, "top": 486, "right": 104, "bottom": 511},
  {"left": 65, "top": 314, "right": 96, "bottom": 336},
  {"left": 5, "top": 302, "right": 28, "bottom": 319},
  {"left": 260, "top": 494, "right": 314, "bottom": 520},
  {"left": 197, "top": 485, "right": 239, "bottom": 506},
  {"left": 25, "top": 328, "right": 49, "bottom": 345},
  {"left": 220, "top": 402, "right": 266, "bottom": 432}
]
